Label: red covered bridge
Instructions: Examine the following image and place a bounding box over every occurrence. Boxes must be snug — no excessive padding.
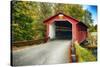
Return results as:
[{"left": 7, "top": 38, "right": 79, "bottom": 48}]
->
[{"left": 44, "top": 13, "right": 88, "bottom": 43}]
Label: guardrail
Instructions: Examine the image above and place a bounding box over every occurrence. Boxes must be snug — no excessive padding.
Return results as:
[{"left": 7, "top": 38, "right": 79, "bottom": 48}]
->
[
  {"left": 12, "top": 37, "right": 50, "bottom": 47},
  {"left": 69, "top": 45, "right": 72, "bottom": 62},
  {"left": 69, "top": 43, "right": 78, "bottom": 63}
]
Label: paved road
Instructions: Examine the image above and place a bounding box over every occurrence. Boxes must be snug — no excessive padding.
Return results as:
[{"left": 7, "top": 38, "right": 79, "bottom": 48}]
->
[{"left": 12, "top": 40, "right": 71, "bottom": 66}]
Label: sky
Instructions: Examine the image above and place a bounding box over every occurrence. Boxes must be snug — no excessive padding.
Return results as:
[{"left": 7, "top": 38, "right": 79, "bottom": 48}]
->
[{"left": 82, "top": 5, "right": 97, "bottom": 25}]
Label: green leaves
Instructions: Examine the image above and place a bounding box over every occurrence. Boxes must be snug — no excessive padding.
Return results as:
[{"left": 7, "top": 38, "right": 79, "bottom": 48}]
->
[
  {"left": 74, "top": 41, "right": 96, "bottom": 62},
  {"left": 12, "top": 1, "right": 94, "bottom": 42}
]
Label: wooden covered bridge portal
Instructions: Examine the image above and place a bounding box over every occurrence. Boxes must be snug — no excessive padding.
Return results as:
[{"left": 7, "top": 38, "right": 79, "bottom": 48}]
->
[
  {"left": 44, "top": 13, "right": 88, "bottom": 43},
  {"left": 55, "top": 21, "right": 72, "bottom": 39}
]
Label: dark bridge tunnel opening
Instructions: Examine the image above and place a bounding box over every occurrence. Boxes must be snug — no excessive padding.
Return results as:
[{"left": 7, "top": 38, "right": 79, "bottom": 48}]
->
[{"left": 55, "top": 21, "right": 72, "bottom": 40}]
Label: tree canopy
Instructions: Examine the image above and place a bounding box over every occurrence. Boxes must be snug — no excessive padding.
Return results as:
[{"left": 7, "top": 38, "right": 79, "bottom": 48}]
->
[{"left": 11, "top": 1, "right": 94, "bottom": 42}]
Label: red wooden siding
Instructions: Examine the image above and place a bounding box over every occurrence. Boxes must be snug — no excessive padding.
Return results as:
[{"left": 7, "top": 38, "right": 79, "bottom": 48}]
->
[
  {"left": 77, "top": 23, "right": 88, "bottom": 43},
  {"left": 44, "top": 13, "right": 88, "bottom": 43}
]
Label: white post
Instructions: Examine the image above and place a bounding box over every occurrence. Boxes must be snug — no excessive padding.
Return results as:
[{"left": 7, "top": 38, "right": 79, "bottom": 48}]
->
[{"left": 49, "top": 23, "right": 56, "bottom": 39}]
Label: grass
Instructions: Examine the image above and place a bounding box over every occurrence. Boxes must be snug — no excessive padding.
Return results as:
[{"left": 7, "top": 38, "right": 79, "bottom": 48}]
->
[{"left": 74, "top": 41, "right": 96, "bottom": 62}]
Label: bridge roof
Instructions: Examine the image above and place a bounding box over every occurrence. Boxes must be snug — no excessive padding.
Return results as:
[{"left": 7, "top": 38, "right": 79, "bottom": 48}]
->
[
  {"left": 43, "top": 13, "right": 88, "bottom": 28},
  {"left": 44, "top": 13, "right": 79, "bottom": 23}
]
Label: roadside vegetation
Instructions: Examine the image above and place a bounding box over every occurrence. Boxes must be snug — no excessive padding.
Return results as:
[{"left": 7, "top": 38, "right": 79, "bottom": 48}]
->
[{"left": 74, "top": 41, "right": 96, "bottom": 62}]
